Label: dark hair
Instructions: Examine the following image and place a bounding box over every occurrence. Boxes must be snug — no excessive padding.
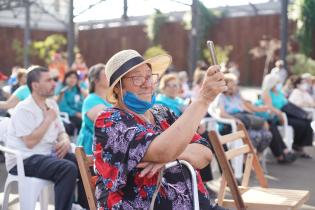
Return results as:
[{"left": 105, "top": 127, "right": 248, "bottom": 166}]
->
[
  {"left": 292, "top": 76, "right": 302, "bottom": 89},
  {"left": 88, "top": 63, "right": 106, "bottom": 93},
  {"left": 26, "top": 66, "right": 49, "bottom": 92},
  {"left": 63, "top": 70, "right": 81, "bottom": 94}
]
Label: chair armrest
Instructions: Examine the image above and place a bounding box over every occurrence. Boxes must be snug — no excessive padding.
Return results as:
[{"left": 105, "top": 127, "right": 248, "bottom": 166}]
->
[
  {"left": 0, "top": 145, "right": 25, "bottom": 177},
  {"left": 200, "top": 117, "right": 217, "bottom": 131},
  {"left": 60, "top": 112, "right": 71, "bottom": 124},
  {"left": 208, "top": 102, "right": 237, "bottom": 130},
  {"left": 164, "top": 160, "right": 199, "bottom": 210}
]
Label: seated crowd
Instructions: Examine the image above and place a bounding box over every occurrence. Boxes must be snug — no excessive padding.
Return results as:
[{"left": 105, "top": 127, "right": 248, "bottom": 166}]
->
[{"left": 0, "top": 53, "right": 314, "bottom": 210}]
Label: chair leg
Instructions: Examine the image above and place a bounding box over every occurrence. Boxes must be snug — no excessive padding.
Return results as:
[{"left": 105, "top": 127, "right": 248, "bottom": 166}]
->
[
  {"left": 2, "top": 181, "right": 13, "bottom": 210},
  {"left": 39, "top": 186, "right": 50, "bottom": 210},
  {"left": 18, "top": 182, "right": 38, "bottom": 210}
]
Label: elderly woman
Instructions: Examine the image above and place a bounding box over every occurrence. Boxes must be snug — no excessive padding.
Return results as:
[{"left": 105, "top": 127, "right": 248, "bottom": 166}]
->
[
  {"left": 93, "top": 50, "right": 228, "bottom": 210},
  {"left": 260, "top": 74, "right": 313, "bottom": 158},
  {"left": 77, "top": 64, "right": 112, "bottom": 155},
  {"left": 289, "top": 76, "right": 315, "bottom": 108},
  {"left": 11, "top": 68, "right": 27, "bottom": 93},
  {"left": 218, "top": 74, "right": 272, "bottom": 154},
  {"left": 156, "top": 73, "right": 187, "bottom": 116}
]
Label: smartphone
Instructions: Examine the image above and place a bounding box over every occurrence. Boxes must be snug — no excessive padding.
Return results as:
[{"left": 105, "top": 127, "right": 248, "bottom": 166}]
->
[{"left": 206, "top": 40, "right": 218, "bottom": 66}]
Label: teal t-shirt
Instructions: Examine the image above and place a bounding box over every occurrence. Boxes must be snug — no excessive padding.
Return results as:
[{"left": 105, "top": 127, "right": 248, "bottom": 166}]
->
[
  {"left": 254, "top": 89, "right": 287, "bottom": 122},
  {"left": 13, "top": 85, "right": 30, "bottom": 101},
  {"left": 56, "top": 84, "right": 86, "bottom": 116},
  {"left": 270, "top": 90, "right": 288, "bottom": 110},
  {"left": 155, "top": 94, "right": 186, "bottom": 116},
  {"left": 77, "top": 93, "right": 112, "bottom": 155}
]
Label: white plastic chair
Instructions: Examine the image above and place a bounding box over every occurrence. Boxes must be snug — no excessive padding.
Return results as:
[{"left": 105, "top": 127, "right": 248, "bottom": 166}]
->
[
  {"left": 200, "top": 117, "right": 217, "bottom": 132},
  {"left": 303, "top": 107, "right": 315, "bottom": 121},
  {"left": 59, "top": 112, "right": 71, "bottom": 124},
  {"left": 277, "top": 113, "right": 294, "bottom": 151},
  {"left": 60, "top": 112, "right": 78, "bottom": 143},
  {"left": 0, "top": 117, "right": 53, "bottom": 210},
  {"left": 208, "top": 98, "right": 244, "bottom": 180},
  {"left": 311, "top": 121, "right": 315, "bottom": 132},
  {"left": 0, "top": 145, "right": 53, "bottom": 210}
]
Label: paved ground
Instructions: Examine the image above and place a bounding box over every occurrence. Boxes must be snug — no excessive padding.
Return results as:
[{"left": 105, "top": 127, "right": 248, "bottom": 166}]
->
[
  {"left": 208, "top": 145, "right": 315, "bottom": 210},
  {"left": 0, "top": 87, "right": 314, "bottom": 209}
]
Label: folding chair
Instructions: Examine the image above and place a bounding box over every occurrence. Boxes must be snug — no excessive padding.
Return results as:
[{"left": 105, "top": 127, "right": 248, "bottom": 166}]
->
[
  {"left": 208, "top": 123, "right": 310, "bottom": 210},
  {"left": 75, "top": 147, "right": 201, "bottom": 210},
  {"left": 75, "top": 147, "right": 97, "bottom": 210}
]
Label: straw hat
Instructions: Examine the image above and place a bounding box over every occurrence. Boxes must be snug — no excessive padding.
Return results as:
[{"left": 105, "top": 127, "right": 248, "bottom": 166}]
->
[{"left": 105, "top": 49, "right": 172, "bottom": 104}]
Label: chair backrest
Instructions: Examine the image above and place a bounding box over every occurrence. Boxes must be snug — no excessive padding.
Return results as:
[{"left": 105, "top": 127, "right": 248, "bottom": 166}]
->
[
  {"left": 59, "top": 112, "right": 71, "bottom": 124},
  {"left": 75, "top": 147, "right": 97, "bottom": 210},
  {"left": 0, "top": 117, "right": 10, "bottom": 144},
  {"left": 208, "top": 123, "right": 268, "bottom": 210}
]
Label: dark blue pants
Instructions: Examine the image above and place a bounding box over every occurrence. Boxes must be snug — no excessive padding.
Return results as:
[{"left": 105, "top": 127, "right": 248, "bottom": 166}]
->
[{"left": 9, "top": 153, "right": 88, "bottom": 210}]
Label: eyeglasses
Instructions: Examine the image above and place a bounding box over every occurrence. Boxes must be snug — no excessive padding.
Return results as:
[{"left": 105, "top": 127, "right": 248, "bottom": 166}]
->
[
  {"left": 166, "top": 84, "right": 179, "bottom": 89},
  {"left": 123, "top": 74, "right": 159, "bottom": 86}
]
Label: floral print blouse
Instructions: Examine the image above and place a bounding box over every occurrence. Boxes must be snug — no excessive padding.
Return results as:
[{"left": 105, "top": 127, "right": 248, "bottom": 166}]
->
[{"left": 93, "top": 104, "right": 212, "bottom": 210}]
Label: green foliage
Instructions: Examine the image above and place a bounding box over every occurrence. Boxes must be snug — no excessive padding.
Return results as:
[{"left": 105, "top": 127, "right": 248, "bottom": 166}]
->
[
  {"left": 198, "top": 2, "right": 216, "bottom": 44},
  {"left": 287, "top": 53, "right": 315, "bottom": 75},
  {"left": 12, "top": 39, "right": 24, "bottom": 64},
  {"left": 31, "top": 34, "right": 67, "bottom": 64},
  {"left": 183, "top": 2, "right": 218, "bottom": 60},
  {"left": 12, "top": 39, "right": 37, "bottom": 64},
  {"left": 203, "top": 45, "right": 233, "bottom": 65},
  {"left": 143, "top": 45, "right": 168, "bottom": 59},
  {"left": 11, "top": 34, "right": 67, "bottom": 65},
  {"left": 146, "top": 9, "right": 168, "bottom": 45},
  {"left": 297, "top": 0, "right": 315, "bottom": 56}
]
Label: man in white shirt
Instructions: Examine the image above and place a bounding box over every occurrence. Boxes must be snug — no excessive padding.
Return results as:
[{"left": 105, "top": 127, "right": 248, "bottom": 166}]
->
[{"left": 6, "top": 66, "right": 87, "bottom": 210}]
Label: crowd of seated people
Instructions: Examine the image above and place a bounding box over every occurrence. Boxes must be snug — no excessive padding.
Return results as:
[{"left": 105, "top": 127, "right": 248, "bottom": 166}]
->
[{"left": 0, "top": 55, "right": 314, "bottom": 210}]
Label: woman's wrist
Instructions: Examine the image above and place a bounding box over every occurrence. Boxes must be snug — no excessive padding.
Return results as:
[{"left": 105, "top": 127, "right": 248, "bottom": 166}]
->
[{"left": 193, "top": 97, "right": 212, "bottom": 108}]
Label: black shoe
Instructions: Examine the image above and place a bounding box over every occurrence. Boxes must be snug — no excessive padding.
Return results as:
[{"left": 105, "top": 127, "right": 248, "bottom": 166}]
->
[
  {"left": 286, "top": 152, "right": 297, "bottom": 162},
  {"left": 278, "top": 152, "right": 296, "bottom": 164},
  {"left": 210, "top": 203, "right": 230, "bottom": 210},
  {"left": 0, "top": 151, "right": 5, "bottom": 163}
]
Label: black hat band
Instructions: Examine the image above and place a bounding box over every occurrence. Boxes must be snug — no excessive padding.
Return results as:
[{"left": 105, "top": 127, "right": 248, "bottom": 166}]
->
[{"left": 109, "top": 56, "right": 144, "bottom": 86}]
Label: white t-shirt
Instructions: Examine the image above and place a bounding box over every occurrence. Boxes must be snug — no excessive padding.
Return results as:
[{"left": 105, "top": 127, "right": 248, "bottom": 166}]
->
[
  {"left": 289, "top": 88, "right": 314, "bottom": 108},
  {"left": 5, "top": 96, "right": 65, "bottom": 171}
]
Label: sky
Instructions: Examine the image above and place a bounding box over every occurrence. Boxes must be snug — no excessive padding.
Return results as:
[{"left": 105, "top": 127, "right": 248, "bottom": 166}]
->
[{"left": 73, "top": 0, "right": 270, "bottom": 22}]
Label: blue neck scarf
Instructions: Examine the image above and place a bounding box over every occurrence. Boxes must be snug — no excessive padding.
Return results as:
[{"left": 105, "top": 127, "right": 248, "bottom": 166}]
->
[{"left": 123, "top": 91, "right": 156, "bottom": 114}]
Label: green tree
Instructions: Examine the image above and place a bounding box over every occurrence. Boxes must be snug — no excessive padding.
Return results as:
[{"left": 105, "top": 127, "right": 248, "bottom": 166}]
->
[
  {"left": 32, "top": 34, "right": 67, "bottom": 64},
  {"left": 287, "top": 53, "right": 315, "bottom": 75},
  {"left": 203, "top": 45, "right": 233, "bottom": 65},
  {"left": 146, "top": 9, "right": 168, "bottom": 46},
  {"left": 184, "top": 2, "right": 217, "bottom": 60},
  {"left": 143, "top": 45, "right": 168, "bottom": 59},
  {"left": 12, "top": 34, "right": 67, "bottom": 65},
  {"left": 296, "top": 0, "right": 315, "bottom": 56}
]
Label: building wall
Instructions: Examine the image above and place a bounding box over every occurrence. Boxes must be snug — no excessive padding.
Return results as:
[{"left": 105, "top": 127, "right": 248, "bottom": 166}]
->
[
  {"left": 0, "top": 27, "right": 65, "bottom": 74},
  {"left": 78, "top": 14, "right": 297, "bottom": 86},
  {"left": 0, "top": 13, "right": 298, "bottom": 86},
  {"left": 210, "top": 14, "right": 296, "bottom": 85},
  {"left": 0, "top": 0, "right": 68, "bottom": 31}
]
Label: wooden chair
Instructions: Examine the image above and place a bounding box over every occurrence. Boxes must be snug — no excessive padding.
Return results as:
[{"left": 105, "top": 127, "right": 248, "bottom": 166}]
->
[
  {"left": 208, "top": 123, "right": 310, "bottom": 210},
  {"left": 75, "top": 146, "right": 201, "bottom": 210},
  {"left": 75, "top": 147, "right": 97, "bottom": 210}
]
